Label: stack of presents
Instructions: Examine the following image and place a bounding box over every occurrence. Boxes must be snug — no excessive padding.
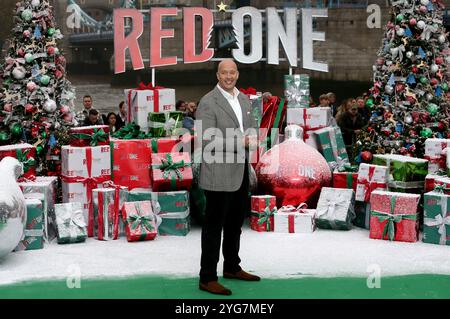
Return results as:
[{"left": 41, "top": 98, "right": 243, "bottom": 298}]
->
[{"left": 2, "top": 77, "right": 449, "bottom": 253}]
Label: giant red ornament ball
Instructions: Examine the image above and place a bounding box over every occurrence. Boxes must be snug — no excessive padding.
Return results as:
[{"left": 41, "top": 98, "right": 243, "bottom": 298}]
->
[{"left": 255, "top": 125, "right": 331, "bottom": 207}]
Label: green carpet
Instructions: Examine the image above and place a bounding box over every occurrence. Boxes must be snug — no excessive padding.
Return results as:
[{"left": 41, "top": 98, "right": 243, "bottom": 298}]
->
[{"left": 0, "top": 274, "right": 449, "bottom": 299}]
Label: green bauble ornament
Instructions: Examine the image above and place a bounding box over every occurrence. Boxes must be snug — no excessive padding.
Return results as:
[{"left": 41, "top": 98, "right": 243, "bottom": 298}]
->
[
  {"left": 420, "top": 77, "right": 429, "bottom": 84},
  {"left": 21, "top": 9, "right": 33, "bottom": 21},
  {"left": 428, "top": 103, "right": 439, "bottom": 115},
  {"left": 365, "top": 98, "right": 374, "bottom": 108},
  {"left": 396, "top": 14, "right": 404, "bottom": 22},
  {"left": 40, "top": 75, "right": 50, "bottom": 85},
  {"left": 0, "top": 131, "right": 10, "bottom": 142},
  {"left": 47, "top": 28, "right": 55, "bottom": 36},
  {"left": 25, "top": 53, "right": 34, "bottom": 63},
  {"left": 36, "top": 144, "right": 44, "bottom": 155},
  {"left": 420, "top": 127, "right": 433, "bottom": 138},
  {"left": 10, "top": 123, "right": 22, "bottom": 136},
  {"left": 442, "top": 83, "right": 448, "bottom": 91}
]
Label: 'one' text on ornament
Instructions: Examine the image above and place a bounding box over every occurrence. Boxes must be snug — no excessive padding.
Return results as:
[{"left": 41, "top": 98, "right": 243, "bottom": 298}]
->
[{"left": 113, "top": 7, "right": 328, "bottom": 73}]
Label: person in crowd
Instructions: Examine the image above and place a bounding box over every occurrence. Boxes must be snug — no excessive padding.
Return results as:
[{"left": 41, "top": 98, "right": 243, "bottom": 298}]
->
[
  {"left": 106, "top": 112, "right": 120, "bottom": 133},
  {"left": 356, "top": 96, "right": 370, "bottom": 124},
  {"left": 176, "top": 100, "right": 187, "bottom": 112},
  {"left": 318, "top": 94, "right": 330, "bottom": 107},
  {"left": 309, "top": 96, "right": 317, "bottom": 107},
  {"left": 82, "top": 109, "right": 103, "bottom": 126},
  {"left": 337, "top": 100, "right": 365, "bottom": 157},
  {"left": 76, "top": 95, "right": 104, "bottom": 125},
  {"left": 327, "top": 92, "right": 338, "bottom": 116},
  {"left": 335, "top": 98, "right": 353, "bottom": 123},
  {"left": 116, "top": 101, "right": 127, "bottom": 129},
  {"left": 182, "top": 101, "right": 197, "bottom": 132}
]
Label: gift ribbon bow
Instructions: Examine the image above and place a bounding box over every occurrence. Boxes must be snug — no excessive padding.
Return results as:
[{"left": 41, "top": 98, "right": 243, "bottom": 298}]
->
[
  {"left": 317, "top": 192, "right": 352, "bottom": 229},
  {"left": 371, "top": 196, "right": 417, "bottom": 241},
  {"left": 390, "top": 44, "right": 405, "bottom": 61},
  {"left": 112, "top": 123, "right": 150, "bottom": 140},
  {"left": 16, "top": 148, "right": 36, "bottom": 173},
  {"left": 71, "top": 128, "right": 108, "bottom": 146},
  {"left": 257, "top": 197, "right": 277, "bottom": 231},
  {"left": 424, "top": 196, "right": 450, "bottom": 245},
  {"left": 58, "top": 208, "right": 87, "bottom": 241},
  {"left": 239, "top": 87, "right": 257, "bottom": 96},
  {"left": 127, "top": 203, "right": 155, "bottom": 241},
  {"left": 433, "top": 183, "right": 450, "bottom": 194},
  {"left": 151, "top": 153, "right": 191, "bottom": 190},
  {"left": 277, "top": 203, "right": 308, "bottom": 233}
]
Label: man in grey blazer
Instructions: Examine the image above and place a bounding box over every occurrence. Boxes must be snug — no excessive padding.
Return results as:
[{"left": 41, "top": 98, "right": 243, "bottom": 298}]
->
[{"left": 195, "top": 59, "right": 260, "bottom": 296}]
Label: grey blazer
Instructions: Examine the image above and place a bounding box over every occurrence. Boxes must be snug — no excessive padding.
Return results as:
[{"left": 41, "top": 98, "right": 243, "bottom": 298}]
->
[{"left": 196, "top": 86, "right": 256, "bottom": 192}]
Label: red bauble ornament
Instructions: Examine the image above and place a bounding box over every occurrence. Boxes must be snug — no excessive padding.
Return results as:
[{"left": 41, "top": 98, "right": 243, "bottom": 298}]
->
[
  {"left": 438, "top": 122, "right": 445, "bottom": 130},
  {"left": 59, "top": 105, "right": 69, "bottom": 114},
  {"left": 361, "top": 151, "right": 373, "bottom": 163},
  {"left": 47, "top": 46, "right": 55, "bottom": 55},
  {"left": 409, "top": 18, "right": 417, "bottom": 26},
  {"left": 410, "top": 130, "right": 416, "bottom": 137},
  {"left": 17, "top": 48, "right": 25, "bottom": 57},
  {"left": 55, "top": 70, "right": 63, "bottom": 79},
  {"left": 411, "top": 66, "right": 418, "bottom": 73},
  {"left": 430, "top": 78, "right": 439, "bottom": 86},
  {"left": 395, "top": 83, "right": 405, "bottom": 92},
  {"left": 3, "top": 103, "right": 12, "bottom": 112},
  {"left": 376, "top": 58, "right": 385, "bottom": 65},
  {"left": 394, "top": 132, "right": 400, "bottom": 138},
  {"left": 255, "top": 125, "right": 331, "bottom": 207},
  {"left": 436, "top": 57, "right": 444, "bottom": 65},
  {"left": 24, "top": 103, "right": 35, "bottom": 113},
  {"left": 446, "top": 93, "right": 450, "bottom": 99}
]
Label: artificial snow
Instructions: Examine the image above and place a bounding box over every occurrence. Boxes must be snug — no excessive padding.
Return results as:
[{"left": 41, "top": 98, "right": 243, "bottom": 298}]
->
[{"left": 0, "top": 225, "right": 449, "bottom": 286}]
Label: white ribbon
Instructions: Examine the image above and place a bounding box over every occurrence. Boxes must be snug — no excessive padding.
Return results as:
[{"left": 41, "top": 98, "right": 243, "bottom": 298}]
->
[
  {"left": 24, "top": 229, "right": 44, "bottom": 237},
  {"left": 424, "top": 197, "right": 450, "bottom": 245},
  {"left": 390, "top": 44, "right": 405, "bottom": 61},
  {"left": 57, "top": 208, "right": 87, "bottom": 242},
  {"left": 421, "top": 24, "right": 438, "bottom": 41}
]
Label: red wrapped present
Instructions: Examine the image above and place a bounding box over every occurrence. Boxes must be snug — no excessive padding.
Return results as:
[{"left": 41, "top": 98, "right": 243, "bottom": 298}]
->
[
  {"left": 250, "top": 195, "right": 277, "bottom": 232},
  {"left": 69, "top": 125, "right": 110, "bottom": 147},
  {"left": 425, "top": 174, "right": 449, "bottom": 193},
  {"left": 369, "top": 190, "right": 420, "bottom": 242},
  {"left": 333, "top": 171, "right": 358, "bottom": 191},
  {"left": 122, "top": 201, "right": 158, "bottom": 242},
  {"left": 151, "top": 152, "right": 192, "bottom": 191},
  {"left": 111, "top": 138, "right": 152, "bottom": 190},
  {"left": 150, "top": 137, "right": 180, "bottom": 153},
  {"left": 0, "top": 143, "right": 37, "bottom": 180},
  {"left": 355, "top": 164, "right": 388, "bottom": 202}
]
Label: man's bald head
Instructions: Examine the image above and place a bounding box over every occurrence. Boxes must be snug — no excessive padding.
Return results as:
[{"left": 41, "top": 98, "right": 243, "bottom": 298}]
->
[{"left": 217, "top": 59, "right": 239, "bottom": 94}]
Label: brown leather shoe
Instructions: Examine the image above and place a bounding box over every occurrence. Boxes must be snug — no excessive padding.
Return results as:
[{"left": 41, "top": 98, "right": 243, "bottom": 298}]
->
[
  {"left": 223, "top": 270, "right": 261, "bottom": 281},
  {"left": 199, "top": 281, "right": 232, "bottom": 295}
]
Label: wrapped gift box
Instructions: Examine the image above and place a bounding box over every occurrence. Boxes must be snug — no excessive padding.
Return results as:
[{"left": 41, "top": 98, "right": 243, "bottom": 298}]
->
[
  {"left": 69, "top": 125, "right": 110, "bottom": 147},
  {"left": 423, "top": 192, "right": 450, "bottom": 245},
  {"left": 150, "top": 137, "right": 180, "bottom": 153},
  {"left": 61, "top": 145, "right": 111, "bottom": 178},
  {"left": 128, "top": 188, "right": 153, "bottom": 202},
  {"left": 148, "top": 112, "right": 184, "bottom": 138},
  {"left": 55, "top": 202, "right": 87, "bottom": 244},
  {"left": 158, "top": 210, "right": 190, "bottom": 236},
  {"left": 18, "top": 176, "right": 58, "bottom": 242},
  {"left": 0, "top": 143, "right": 37, "bottom": 180},
  {"left": 110, "top": 138, "right": 152, "bottom": 190},
  {"left": 373, "top": 154, "right": 428, "bottom": 183},
  {"left": 151, "top": 152, "right": 192, "bottom": 191},
  {"left": 14, "top": 198, "right": 44, "bottom": 251},
  {"left": 93, "top": 189, "right": 119, "bottom": 240},
  {"left": 284, "top": 74, "right": 310, "bottom": 108},
  {"left": 316, "top": 187, "right": 355, "bottom": 230},
  {"left": 151, "top": 191, "right": 190, "bottom": 236},
  {"left": 151, "top": 191, "right": 189, "bottom": 213},
  {"left": 424, "top": 138, "right": 450, "bottom": 174},
  {"left": 311, "top": 126, "right": 349, "bottom": 168},
  {"left": 274, "top": 205, "right": 316, "bottom": 233},
  {"left": 122, "top": 201, "right": 159, "bottom": 242},
  {"left": 250, "top": 195, "right": 277, "bottom": 232},
  {"left": 124, "top": 86, "right": 176, "bottom": 132},
  {"left": 333, "top": 171, "right": 358, "bottom": 191},
  {"left": 355, "top": 164, "right": 388, "bottom": 202},
  {"left": 286, "top": 107, "right": 332, "bottom": 129},
  {"left": 369, "top": 190, "right": 420, "bottom": 242},
  {"left": 101, "top": 181, "right": 129, "bottom": 238}
]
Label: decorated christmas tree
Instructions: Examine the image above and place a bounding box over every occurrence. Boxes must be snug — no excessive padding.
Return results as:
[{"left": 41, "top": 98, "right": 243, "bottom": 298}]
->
[
  {"left": 0, "top": 0, "right": 76, "bottom": 174},
  {"left": 356, "top": 0, "right": 450, "bottom": 161}
]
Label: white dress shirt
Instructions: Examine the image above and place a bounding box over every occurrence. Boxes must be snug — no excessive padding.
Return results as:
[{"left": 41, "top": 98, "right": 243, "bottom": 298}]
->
[{"left": 216, "top": 84, "right": 244, "bottom": 132}]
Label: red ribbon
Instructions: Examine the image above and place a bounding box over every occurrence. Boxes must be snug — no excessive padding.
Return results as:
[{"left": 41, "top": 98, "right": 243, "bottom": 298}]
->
[
  {"left": 61, "top": 148, "right": 109, "bottom": 237},
  {"left": 239, "top": 87, "right": 257, "bottom": 96},
  {"left": 359, "top": 166, "right": 387, "bottom": 202},
  {"left": 98, "top": 191, "right": 105, "bottom": 240},
  {"left": 102, "top": 180, "right": 124, "bottom": 240},
  {"left": 424, "top": 155, "right": 446, "bottom": 170},
  {"left": 127, "top": 83, "right": 165, "bottom": 122},
  {"left": 288, "top": 215, "right": 295, "bottom": 233}
]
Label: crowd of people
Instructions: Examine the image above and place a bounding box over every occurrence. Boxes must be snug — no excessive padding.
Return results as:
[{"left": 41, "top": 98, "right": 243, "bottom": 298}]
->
[{"left": 74, "top": 91, "right": 371, "bottom": 160}]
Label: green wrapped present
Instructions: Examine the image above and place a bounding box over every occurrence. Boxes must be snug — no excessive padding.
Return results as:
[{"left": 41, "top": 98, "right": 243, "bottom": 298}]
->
[
  {"left": 55, "top": 202, "right": 87, "bottom": 244},
  {"left": 151, "top": 191, "right": 189, "bottom": 213},
  {"left": 148, "top": 111, "right": 184, "bottom": 137},
  {"left": 14, "top": 198, "right": 44, "bottom": 251},
  {"left": 373, "top": 154, "right": 428, "bottom": 184},
  {"left": 312, "top": 126, "right": 349, "bottom": 169},
  {"left": 158, "top": 210, "right": 190, "bottom": 236},
  {"left": 128, "top": 188, "right": 152, "bottom": 202},
  {"left": 423, "top": 192, "right": 450, "bottom": 245},
  {"left": 284, "top": 74, "right": 310, "bottom": 108},
  {"left": 316, "top": 187, "right": 355, "bottom": 230}
]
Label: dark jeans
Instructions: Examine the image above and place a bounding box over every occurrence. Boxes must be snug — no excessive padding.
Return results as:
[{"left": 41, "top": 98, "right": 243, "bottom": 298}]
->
[{"left": 199, "top": 162, "right": 249, "bottom": 283}]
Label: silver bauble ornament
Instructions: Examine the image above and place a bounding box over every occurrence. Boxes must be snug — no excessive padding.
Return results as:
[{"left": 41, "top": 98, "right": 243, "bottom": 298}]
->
[
  {"left": 43, "top": 99, "right": 57, "bottom": 113},
  {"left": 404, "top": 114, "right": 413, "bottom": 124},
  {"left": 417, "top": 21, "right": 426, "bottom": 29},
  {"left": 0, "top": 157, "right": 26, "bottom": 259},
  {"left": 397, "top": 28, "right": 405, "bottom": 36},
  {"left": 31, "top": 0, "right": 41, "bottom": 7},
  {"left": 430, "top": 64, "right": 439, "bottom": 73},
  {"left": 420, "top": 0, "right": 429, "bottom": 5},
  {"left": 12, "top": 66, "right": 26, "bottom": 80},
  {"left": 406, "top": 51, "right": 414, "bottom": 59},
  {"left": 385, "top": 85, "right": 394, "bottom": 95},
  {"left": 438, "top": 35, "right": 446, "bottom": 43}
]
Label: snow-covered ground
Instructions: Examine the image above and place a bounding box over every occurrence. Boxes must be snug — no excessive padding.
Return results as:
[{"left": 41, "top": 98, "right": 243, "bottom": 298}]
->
[{"left": 1, "top": 226, "right": 450, "bottom": 286}]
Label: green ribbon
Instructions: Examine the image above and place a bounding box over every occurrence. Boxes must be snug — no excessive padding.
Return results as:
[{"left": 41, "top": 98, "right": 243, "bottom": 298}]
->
[
  {"left": 71, "top": 128, "right": 109, "bottom": 146},
  {"left": 151, "top": 139, "right": 159, "bottom": 153},
  {"left": 126, "top": 203, "right": 155, "bottom": 241},
  {"left": 346, "top": 173, "right": 354, "bottom": 189},
  {"left": 151, "top": 153, "right": 191, "bottom": 190},
  {"left": 269, "top": 98, "right": 285, "bottom": 149},
  {"left": 371, "top": 196, "right": 417, "bottom": 241},
  {"left": 112, "top": 123, "right": 152, "bottom": 139},
  {"left": 253, "top": 197, "right": 277, "bottom": 231},
  {"left": 434, "top": 183, "right": 450, "bottom": 194},
  {"left": 16, "top": 148, "right": 36, "bottom": 173}
]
